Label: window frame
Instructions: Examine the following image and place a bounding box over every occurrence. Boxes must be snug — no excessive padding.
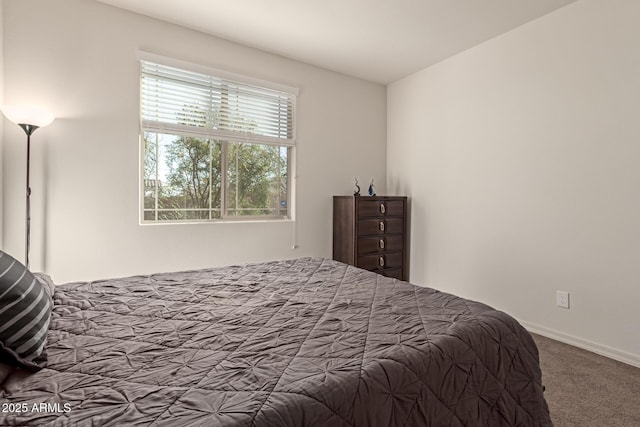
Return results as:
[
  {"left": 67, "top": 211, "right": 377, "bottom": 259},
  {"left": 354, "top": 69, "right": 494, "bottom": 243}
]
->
[{"left": 138, "top": 53, "right": 298, "bottom": 224}]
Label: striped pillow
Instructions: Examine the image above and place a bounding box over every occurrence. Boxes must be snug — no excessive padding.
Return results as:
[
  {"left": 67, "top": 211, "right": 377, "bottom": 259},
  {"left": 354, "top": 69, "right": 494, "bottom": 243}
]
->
[{"left": 0, "top": 250, "right": 52, "bottom": 371}]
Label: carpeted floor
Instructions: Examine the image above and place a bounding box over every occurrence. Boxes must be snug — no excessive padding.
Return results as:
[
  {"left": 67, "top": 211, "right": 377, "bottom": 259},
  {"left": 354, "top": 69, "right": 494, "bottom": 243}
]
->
[{"left": 532, "top": 334, "right": 640, "bottom": 427}]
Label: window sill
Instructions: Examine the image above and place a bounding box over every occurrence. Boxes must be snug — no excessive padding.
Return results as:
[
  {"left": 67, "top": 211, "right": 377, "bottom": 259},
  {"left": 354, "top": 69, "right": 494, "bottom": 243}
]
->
[{"left": 139, "top": 218, "right": 294, "bottom": 226}]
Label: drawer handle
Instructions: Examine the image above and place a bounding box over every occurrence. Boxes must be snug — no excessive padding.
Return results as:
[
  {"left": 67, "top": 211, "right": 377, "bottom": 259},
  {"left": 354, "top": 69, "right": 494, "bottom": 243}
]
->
[
  {"left": 380, "top": 203, "right": 386, "bottom": 214},
  {"left": 379, "top": 256, "right": 385, "bottom": 267},
  {"left": 379, "top": 239, "right": 385, "bottom": 249},
  {"left": 379, "top": 221, "right": 385, "bottom": 232}
]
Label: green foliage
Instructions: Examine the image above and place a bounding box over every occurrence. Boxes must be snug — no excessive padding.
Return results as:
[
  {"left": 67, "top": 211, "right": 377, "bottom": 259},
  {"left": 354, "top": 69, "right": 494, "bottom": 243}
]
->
[
  {"left": 143, "top": 133, "right": 288, "bottom": 220},
  {"left": 227, "top": 143, "right": 286, "bottom": 216},
  {"left": 163, "top": 137, "right": 221, "bottom": 219}
]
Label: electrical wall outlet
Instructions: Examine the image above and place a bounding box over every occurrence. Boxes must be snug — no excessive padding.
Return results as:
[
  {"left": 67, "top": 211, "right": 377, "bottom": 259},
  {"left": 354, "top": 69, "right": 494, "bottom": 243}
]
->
[{"left": 556, "top": 291, "right": 570, "bottom": 309}]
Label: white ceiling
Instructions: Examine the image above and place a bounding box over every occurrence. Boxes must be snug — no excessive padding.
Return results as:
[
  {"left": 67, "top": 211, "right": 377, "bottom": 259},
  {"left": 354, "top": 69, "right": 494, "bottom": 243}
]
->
[{"left": 96, "top": 0, "right": 578, "bottom": 84}]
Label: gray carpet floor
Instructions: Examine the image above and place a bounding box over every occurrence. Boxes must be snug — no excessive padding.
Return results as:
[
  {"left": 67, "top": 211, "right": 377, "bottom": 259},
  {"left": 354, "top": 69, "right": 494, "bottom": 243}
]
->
[{"left": 532, "top": 334, "right": 640, "bottom": 427}]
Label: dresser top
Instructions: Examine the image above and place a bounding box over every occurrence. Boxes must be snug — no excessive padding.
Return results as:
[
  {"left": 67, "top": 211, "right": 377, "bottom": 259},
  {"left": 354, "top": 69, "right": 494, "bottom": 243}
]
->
[{"left": 333, "top": 195, "right": 407, "bottom": 200}]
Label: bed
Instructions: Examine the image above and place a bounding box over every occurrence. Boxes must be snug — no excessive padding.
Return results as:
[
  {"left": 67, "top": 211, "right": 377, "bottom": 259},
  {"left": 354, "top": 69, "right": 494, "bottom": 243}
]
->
[{"left": 1, "top": 257, "right": 551, "bottom": 426}]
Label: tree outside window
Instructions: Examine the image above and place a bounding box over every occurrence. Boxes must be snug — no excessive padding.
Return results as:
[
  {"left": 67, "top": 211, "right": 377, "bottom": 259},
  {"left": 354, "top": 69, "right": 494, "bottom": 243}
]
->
[{"left": 140, "top": 59, "right": 295, "bottom": 222}]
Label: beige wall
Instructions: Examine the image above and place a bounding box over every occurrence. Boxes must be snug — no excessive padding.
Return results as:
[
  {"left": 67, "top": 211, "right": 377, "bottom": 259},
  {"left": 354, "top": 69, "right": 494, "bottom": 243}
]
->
[
  {"left": 387, "top": 0, "right": 640, "bottom": 365},
  {"left": 0, "top": 0, "right": 3, "bottom": 247},
  {"left": 1, "top": 0, "right": 387, "bottom": 282}
]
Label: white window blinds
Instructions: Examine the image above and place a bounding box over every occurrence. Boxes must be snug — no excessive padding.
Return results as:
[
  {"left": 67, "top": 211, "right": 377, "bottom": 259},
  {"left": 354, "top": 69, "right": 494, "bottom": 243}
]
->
[{"left": 140, "top": 60, "right": 296, "bottom": 145}]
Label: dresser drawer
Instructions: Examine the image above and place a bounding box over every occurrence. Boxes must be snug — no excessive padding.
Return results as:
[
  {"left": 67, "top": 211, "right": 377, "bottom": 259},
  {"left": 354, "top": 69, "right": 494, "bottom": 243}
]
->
[
  {"left": 357, "top": 235, "right": 403, "bottom": 255},
  {"left": 357, "top": 252, "right": 403, "bottom": 270},
  {"left": 358, "top": 218, "right": 404, "bottom": 235},
  {"left": 358, "top": 200, "right": 405, "bottom": 218},
  {"left": 380, "top": 268, "right": 403, "bottom": 280}
]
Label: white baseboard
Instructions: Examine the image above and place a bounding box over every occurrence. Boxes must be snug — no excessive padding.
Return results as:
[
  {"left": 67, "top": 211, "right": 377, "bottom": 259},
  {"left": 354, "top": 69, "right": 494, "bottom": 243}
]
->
[{"left": 519, "top": 320, "right": 640, "bottom": 369}]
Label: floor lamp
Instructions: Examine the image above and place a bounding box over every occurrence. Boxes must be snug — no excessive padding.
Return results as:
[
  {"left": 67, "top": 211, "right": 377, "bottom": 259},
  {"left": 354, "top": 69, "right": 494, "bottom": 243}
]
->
[{"left": 1, "top": 105, "right": 55, "bottom": 270}]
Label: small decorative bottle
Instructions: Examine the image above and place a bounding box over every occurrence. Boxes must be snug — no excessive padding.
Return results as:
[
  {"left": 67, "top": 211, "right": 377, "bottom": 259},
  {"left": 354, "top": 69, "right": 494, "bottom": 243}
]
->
[{"left": 368, "top": 179, "right": 376, "bottom": 196}]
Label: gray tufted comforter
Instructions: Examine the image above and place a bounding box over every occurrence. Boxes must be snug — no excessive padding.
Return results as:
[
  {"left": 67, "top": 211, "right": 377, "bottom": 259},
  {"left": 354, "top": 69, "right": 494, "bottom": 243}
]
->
[{"left": 0, "top": 257, "right": 551, "bottom": 426}]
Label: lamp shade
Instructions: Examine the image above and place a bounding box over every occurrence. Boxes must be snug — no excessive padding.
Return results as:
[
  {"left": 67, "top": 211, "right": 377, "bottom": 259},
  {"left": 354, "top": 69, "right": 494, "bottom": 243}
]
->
[{"left": 1, "top": 105, "right": 55, "bottom": 128}]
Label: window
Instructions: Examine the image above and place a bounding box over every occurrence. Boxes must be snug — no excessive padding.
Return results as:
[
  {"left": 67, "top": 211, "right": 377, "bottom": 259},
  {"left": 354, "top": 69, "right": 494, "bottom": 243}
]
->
[{"left": 140, "top": 57, "right": 296, "bottom": 222}]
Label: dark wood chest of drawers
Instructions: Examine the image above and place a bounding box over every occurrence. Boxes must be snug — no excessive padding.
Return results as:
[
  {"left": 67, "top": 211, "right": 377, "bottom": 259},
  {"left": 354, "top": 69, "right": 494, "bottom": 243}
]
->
[{"left": 333, "top": 195, "right": 408, "bottom": 280}]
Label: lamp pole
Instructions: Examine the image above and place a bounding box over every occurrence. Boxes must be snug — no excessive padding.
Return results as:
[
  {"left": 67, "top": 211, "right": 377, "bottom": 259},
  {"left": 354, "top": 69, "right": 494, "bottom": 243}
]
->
[
  {"left": 19, "top": 124, "right": 39, "bottom": 270},
  {"left": 1, "top": 105, "right": 54, "bottom": 269}
]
